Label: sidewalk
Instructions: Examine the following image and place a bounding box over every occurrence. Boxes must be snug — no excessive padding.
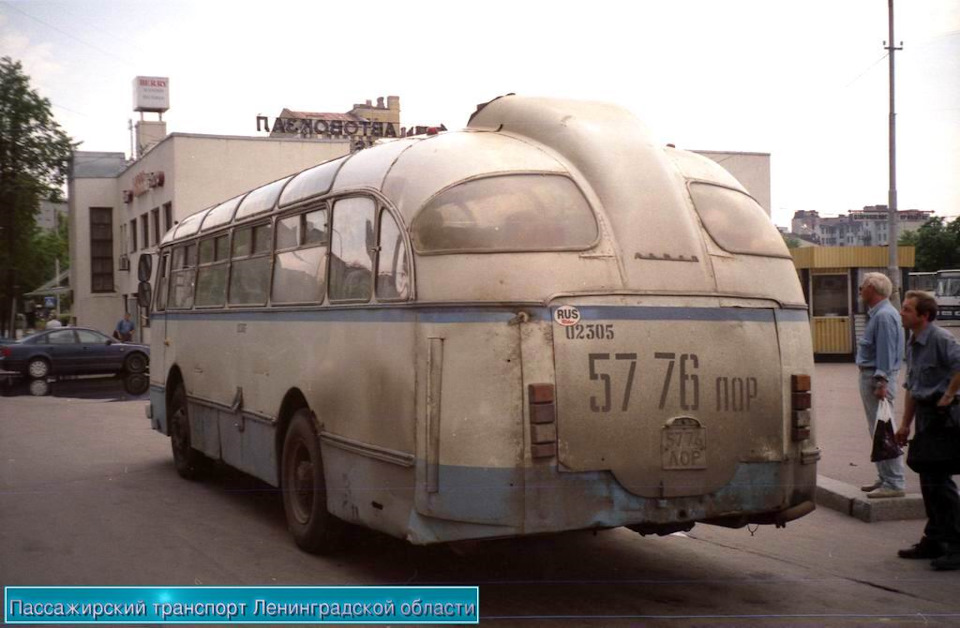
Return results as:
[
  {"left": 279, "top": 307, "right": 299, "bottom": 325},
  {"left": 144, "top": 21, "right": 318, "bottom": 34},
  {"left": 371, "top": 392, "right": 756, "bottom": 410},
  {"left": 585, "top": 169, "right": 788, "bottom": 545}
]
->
[{"left": 813, "top": 362, "right": 924, "bottom": 522}]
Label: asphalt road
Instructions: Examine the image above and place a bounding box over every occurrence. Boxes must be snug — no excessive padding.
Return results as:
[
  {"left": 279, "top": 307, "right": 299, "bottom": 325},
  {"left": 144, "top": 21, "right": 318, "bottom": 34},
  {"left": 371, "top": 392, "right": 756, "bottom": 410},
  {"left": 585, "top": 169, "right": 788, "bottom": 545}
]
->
[{"left": 2, "top": 377, "right": 960, "bottom": 626}]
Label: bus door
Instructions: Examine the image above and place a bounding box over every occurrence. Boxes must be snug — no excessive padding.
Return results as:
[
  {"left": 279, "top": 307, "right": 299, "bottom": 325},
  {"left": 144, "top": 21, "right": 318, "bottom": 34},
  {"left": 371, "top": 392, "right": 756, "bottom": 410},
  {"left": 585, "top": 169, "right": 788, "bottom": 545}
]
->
[{"left": 414, "top": 313, "right": 525, "bottom": 530}]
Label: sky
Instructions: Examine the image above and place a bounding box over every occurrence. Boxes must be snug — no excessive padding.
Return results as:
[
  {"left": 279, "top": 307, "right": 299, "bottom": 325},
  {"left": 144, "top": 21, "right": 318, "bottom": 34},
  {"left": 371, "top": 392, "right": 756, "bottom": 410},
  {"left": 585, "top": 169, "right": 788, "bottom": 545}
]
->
[{"left": 1, "top": 0, "right": 958, "bottom": 229}]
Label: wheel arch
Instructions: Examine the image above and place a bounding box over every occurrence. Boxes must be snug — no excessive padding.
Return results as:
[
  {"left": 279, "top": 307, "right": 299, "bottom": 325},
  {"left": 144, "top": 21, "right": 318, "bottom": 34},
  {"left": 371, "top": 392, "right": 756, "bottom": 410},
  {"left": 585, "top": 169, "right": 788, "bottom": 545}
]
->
[{"left": 275, "top": 388, "right": 314, "bottom": 485}]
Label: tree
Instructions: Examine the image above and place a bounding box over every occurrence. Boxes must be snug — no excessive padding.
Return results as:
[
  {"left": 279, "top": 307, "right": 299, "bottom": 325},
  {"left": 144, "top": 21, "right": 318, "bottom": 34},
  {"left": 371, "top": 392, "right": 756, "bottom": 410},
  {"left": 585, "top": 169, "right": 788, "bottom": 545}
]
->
[
  {"left": 0, "top": 57, "right": 74, "bottom": 336},
  {"left": 906, "top": 217, "right": 960, "bottom": 272},
  {"left": 897, "top": 229, "right": 919, "bottom": 247},
  {"left": 781, "top": 232, "right": 802, "bottom": 249}
]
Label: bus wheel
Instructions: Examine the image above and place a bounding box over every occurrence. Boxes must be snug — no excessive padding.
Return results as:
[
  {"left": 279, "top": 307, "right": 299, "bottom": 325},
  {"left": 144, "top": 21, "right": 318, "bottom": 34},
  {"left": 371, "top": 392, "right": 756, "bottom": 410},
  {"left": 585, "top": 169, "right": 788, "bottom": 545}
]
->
[
  {"left": 281, "top": 409, "right": 343, "bottom": 554},
  {"left": 169, "top": 385, "right": 207, "bottom": 480}
]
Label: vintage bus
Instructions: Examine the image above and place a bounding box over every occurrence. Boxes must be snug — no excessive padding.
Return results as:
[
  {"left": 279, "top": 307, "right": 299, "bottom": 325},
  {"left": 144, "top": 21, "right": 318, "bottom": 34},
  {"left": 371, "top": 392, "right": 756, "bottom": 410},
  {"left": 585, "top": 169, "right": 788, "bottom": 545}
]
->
[{"left": 142, "top": 96, "right": 818, "bottom": 553}]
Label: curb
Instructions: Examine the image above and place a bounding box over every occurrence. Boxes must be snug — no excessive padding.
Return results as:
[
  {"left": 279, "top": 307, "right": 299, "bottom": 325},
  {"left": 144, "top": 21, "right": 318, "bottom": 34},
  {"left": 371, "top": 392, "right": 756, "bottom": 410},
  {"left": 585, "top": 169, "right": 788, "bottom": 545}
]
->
[{"left": 816, "top": 475, "right": 925, "bottom": 522}]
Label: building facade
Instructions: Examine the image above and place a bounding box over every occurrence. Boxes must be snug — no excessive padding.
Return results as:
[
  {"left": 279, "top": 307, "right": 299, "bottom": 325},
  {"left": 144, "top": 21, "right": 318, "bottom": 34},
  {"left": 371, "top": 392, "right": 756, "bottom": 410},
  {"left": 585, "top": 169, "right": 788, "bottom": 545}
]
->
[
  {"left": 695, "top": 150, "right": 771, "bottom": 216},
  {"left": 791, "top": 206, "right": 934, "bottom": 246},
  {"left": 69, "top": 134, "right": 350, "bottom": 341}
]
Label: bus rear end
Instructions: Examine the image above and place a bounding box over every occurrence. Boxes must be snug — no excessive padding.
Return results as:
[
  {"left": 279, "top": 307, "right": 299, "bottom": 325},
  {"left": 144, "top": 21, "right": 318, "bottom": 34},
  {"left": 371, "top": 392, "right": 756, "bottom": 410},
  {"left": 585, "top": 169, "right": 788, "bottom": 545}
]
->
[{"left": 402, "top": 96, "right": 818, "bottom": 541}]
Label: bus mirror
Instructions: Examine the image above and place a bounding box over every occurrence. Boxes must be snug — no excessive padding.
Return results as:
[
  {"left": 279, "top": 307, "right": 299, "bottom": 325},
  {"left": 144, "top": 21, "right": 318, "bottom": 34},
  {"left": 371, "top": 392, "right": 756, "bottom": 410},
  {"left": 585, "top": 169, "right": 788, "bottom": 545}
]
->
[
  {"left": 138, "top": 253, "right": 153, "bottom": 283},
  {"left": 137, "top": 281, "right": 152, "bottom": 309}
]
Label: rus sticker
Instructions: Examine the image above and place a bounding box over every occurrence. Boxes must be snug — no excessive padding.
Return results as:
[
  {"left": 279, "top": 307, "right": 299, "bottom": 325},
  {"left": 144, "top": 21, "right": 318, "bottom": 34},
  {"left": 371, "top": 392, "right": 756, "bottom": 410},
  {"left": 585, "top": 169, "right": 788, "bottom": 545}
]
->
[{"left": 554, "top": 306, "right": 581, "bottom": 327}]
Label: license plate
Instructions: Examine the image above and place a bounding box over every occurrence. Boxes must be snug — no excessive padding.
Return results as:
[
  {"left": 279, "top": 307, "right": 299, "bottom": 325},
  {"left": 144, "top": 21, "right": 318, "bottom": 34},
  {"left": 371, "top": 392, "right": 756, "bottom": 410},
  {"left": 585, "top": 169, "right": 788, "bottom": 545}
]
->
[{"left": 661, "top": 418, "right": 706, "bottom": 470}]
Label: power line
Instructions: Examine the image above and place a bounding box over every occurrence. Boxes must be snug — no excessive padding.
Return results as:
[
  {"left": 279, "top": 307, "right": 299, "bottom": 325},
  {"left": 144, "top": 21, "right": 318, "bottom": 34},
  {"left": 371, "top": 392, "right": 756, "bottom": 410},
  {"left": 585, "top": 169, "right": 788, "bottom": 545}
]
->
[{"left": 843, "top": 53, "right": 888, "bottom": 88}]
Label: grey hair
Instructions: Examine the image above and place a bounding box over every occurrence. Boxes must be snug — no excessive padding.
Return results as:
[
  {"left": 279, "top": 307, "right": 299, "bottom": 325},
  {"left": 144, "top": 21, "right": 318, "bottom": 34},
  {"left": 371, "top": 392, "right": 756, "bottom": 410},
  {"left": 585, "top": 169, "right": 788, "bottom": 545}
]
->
[{"left": 861, "top": 272, "right": 893, "bottom": 298}]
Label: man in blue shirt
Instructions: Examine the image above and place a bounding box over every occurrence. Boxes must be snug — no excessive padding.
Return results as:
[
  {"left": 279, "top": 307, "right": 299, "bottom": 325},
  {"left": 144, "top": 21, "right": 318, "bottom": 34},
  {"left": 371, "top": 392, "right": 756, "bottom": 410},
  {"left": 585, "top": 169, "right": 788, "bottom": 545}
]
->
[
  {"left": 855, "top": 272, "right": 905, "bottom": 498},
  {"left": 114, "top": 313, "right": 135, "bottom": 343},
  {"left": 894, "top": 290, "right": 960, "bottom": 570}
]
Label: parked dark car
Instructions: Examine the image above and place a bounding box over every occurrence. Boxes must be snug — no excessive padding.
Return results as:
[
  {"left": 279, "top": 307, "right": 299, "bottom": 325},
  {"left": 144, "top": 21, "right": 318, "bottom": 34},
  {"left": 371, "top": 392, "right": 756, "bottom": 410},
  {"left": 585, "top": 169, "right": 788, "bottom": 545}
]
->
[{"left": 0, "top": 327, "right": 149, "bottom": 378}]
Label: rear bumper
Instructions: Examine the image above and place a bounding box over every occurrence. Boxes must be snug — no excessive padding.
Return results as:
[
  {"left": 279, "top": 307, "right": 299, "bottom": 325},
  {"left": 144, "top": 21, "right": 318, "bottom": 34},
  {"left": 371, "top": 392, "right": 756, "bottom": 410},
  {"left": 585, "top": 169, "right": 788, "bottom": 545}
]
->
[{"left": 405, "top": 459, "right": 818, "bottom": 544}]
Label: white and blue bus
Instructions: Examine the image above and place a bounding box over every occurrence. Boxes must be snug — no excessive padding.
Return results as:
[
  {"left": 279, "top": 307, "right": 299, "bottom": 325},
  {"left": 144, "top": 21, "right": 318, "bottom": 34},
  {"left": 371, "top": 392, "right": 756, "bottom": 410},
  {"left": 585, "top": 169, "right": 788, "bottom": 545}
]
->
[
  {"left": 935, "top": 269, "right": 960, "bottom": 321},
  {"left": 141, "top": 96, "right": 818, "bottom": 553}
]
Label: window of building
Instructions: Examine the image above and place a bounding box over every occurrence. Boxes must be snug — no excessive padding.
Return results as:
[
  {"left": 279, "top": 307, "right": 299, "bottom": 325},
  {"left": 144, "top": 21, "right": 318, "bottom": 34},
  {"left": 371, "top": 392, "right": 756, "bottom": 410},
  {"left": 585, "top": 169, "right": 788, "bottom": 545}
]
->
[
  {"left": 141, "top": 216, "right": 149, "bottom": 252},
  {"left": 90, "top": 207, "right": 114, "bottom": 293},
  {"left": 229, "top": 223, "right": 272, "bottom": 306},
  {"left": 130, "top": 218, "right": 138, "bottom": 252},
  {"left": 329, "top": 197, "right": 375, "bottom": 302},
  {"left": 196, "top": 234, "right": 230, "bottom": 307},
  {"left": 272, "top": 207, "right": 328, "bottom": 304},
  {"left": 151, "top": 208, "right": 160, "bottom": 246},
  {"left": 163, "top": 202, "right": 173, "bottom": 234},
  {"left": 376, "top": 209, "right": 410, "bottom": 301}
]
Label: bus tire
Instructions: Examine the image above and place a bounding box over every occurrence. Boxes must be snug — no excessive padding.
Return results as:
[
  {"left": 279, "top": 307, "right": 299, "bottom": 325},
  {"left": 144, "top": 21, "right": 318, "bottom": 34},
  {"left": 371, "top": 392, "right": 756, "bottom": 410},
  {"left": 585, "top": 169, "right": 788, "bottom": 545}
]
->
[
  {"left": 169, "top": 384, "right": 207, "bottom": 480},
  {"left": 281, "top": 409, "right": 343, "bottom": 554}
]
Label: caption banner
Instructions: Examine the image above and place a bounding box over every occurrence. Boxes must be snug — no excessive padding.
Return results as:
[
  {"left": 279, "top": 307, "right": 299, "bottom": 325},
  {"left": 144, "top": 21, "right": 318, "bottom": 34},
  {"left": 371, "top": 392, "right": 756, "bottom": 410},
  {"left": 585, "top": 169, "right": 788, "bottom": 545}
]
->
[{"left": 5, "top": 586, "right": 479, "bottom": 624}]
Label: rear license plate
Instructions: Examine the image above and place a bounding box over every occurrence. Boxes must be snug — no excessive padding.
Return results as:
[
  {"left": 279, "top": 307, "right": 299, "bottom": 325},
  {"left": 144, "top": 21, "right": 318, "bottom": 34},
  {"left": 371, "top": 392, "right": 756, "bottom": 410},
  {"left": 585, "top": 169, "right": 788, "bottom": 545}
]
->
[{"left": 661, "top": 419, "right": 706, "bottom": 470}]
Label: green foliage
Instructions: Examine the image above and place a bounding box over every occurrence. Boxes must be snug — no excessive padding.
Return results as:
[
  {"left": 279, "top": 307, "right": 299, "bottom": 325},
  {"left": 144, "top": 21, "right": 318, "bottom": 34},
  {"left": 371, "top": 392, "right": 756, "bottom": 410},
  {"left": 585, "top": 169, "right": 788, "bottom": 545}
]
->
[
  {"left": 909, "top": 217, "right": 960, "bottom": 272},
  {"left": 781, "top": 233, "right": 802, "bottom": 249},
  {"left": 897, "top": 229, "right": 919, "bottom": 246},
  {"left": 0, "top": 57, "right": 75, "bottom": 335},
  {"left": 21, "top": 216, "right": 69, "bottom": 294}
]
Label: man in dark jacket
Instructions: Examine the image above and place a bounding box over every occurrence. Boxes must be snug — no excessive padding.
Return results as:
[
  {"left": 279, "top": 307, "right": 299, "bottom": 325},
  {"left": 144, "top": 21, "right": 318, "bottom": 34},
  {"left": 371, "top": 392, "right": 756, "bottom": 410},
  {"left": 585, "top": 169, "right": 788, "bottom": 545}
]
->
[{"left": 895, "top": 290, "right": 960, "bottom": 571}]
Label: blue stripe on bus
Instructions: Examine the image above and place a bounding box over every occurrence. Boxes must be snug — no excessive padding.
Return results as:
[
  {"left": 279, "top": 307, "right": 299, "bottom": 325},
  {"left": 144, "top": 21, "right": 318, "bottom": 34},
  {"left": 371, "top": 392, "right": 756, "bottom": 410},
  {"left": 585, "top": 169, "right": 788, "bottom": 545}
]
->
[{"left": 150, "top": 306, "right": 809, "bottom": 324}]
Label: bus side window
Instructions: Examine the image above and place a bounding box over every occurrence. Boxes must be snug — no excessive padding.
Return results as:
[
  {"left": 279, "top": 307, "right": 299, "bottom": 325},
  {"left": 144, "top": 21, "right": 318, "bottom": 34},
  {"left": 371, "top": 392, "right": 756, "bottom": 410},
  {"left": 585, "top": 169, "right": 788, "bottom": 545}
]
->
[
  {"left": 329, "top": 197, "right": 375, "bottom": 303},
  {"left": 196, "top": 234, "right": 230, "bottom": 307},
  {"left": 155, "top": 252, "right": 169, "bottom": 312},
  {"left": 229, "top": 223, "right": 272, "bottom": 306},
  {"left": 169, "top": 244, "right": 196, "bottom": 309},
  {"left": 376, "top": 209, "right": 410, "bottom": 301},
  {"left": 272, "top": 207, "right": 328, "bottom": 305}
]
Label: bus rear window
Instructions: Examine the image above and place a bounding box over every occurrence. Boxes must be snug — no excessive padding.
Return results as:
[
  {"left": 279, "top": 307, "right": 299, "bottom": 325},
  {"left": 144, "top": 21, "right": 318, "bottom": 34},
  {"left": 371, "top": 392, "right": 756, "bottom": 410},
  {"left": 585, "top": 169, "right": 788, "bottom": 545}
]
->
[
  {"left": 688, "top": 183, "right": 789, "bottom": 258},
  {"left": 412, "top": 174, "right": 598, "bottom": 253}
]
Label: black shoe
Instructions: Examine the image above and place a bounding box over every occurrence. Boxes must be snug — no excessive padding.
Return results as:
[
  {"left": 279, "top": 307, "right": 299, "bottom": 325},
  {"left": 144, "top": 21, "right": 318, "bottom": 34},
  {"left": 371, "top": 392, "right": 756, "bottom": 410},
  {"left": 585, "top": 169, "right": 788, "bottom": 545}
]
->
[
  {"left": 898, "top": 539, "right": 945, "bottom": 560},
  {"left": 932, "top": 553, "right": 960, "bottom": 571}
]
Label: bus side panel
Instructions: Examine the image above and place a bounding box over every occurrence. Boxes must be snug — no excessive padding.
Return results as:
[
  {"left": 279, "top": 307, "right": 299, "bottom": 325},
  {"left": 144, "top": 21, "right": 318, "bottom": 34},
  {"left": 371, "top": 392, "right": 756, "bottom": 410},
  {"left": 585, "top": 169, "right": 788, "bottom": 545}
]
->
[
  {"left": 305, "top": 315, "right": 418, "bottom": 532},
  {"left": 414, "top": 317, "right": 525, "bottom": 527}
]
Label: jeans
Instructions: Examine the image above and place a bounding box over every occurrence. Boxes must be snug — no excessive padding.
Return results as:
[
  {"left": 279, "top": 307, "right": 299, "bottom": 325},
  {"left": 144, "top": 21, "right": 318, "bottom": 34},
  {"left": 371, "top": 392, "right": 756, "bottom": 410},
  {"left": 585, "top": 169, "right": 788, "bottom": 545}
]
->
[{"left": 858, "top": 369, "right": 905, "bottom": 490}]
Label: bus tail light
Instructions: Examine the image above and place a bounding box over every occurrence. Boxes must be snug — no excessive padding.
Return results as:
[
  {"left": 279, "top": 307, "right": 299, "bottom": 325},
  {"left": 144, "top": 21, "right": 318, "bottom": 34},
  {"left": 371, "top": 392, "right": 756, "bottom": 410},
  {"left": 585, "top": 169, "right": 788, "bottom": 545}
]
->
[
  {"left": 791, "top": 374, "right": 812, "bottom": 442},
  {"left": 528, "top": 383, "right": 557, "bottom": 459}
]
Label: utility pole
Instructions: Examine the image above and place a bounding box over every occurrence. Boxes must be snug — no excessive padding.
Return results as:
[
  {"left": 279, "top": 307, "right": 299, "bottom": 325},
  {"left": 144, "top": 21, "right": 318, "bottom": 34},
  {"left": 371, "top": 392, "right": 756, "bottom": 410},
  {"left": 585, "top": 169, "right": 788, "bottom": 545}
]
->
[{"left": 886, "top": 0, "right": 903, "bottom": 306}]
